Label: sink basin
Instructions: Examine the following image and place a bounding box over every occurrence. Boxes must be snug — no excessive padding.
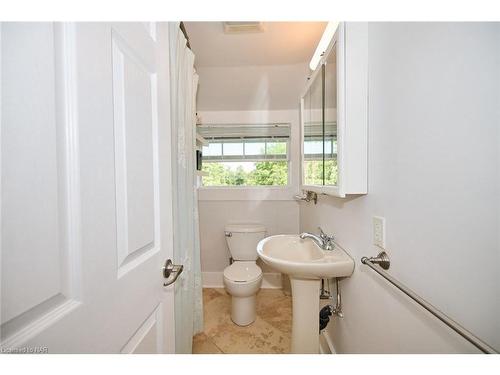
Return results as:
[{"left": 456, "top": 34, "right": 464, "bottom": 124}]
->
[
  {"left": 256, "top": 234, "right": 354, "bottom": 353},
  {"left": 257, "top": 234, "right": 354, "bottom": 279}
]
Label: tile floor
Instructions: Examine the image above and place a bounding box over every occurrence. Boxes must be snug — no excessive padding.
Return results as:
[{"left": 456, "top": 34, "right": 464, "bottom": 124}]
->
[{"left": 192, "top": 288, "right": 292, "bottom": 354}]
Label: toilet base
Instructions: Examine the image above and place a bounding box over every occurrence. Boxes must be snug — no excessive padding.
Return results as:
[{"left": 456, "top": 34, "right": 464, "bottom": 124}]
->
[{"left": 231, "top": 295, "right": 256, "bottom": 326}]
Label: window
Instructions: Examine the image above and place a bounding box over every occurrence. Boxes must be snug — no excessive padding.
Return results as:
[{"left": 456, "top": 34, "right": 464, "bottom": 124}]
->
[{"left": 198, "top": 123, "right": 290, "bottom": 187}]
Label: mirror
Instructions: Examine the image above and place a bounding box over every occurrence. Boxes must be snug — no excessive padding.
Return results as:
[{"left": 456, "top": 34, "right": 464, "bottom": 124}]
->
[
  {"left": 324, "top": 44, "right": 338, "bottom": 186},
  {"left": 302, "top": 67, "right": 324, "bottom": 185},
  {"left": 302, "top": 40, "right": 338, "bottom": 187}
]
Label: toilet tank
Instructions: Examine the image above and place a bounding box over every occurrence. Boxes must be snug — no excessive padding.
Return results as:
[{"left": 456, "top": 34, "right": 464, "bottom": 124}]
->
[{"left": 224, "top": 224, "right": 267, "bottom": 261}]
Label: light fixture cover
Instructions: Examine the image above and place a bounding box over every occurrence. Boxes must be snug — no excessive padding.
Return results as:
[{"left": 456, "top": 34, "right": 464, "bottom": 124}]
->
[
  {"left": 223, "top": 22, "right": 265, "bottom": 34},
  {"left": 309, "top": 22, "right": 339, "bottom": 71}
]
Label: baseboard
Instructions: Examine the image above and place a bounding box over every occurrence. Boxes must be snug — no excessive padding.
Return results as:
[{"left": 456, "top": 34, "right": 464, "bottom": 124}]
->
[
  {"left": 202, "top": 272, "right": 224, "bottom": 288},
  {"left": 319, "top": 330, "right": 336, "bottom": 354},
  {"left": 261, "top": 272, "right": 282, "bottom": 288},
  {"left": 202, "top": 271, "right": 282, "bottom": 289}
]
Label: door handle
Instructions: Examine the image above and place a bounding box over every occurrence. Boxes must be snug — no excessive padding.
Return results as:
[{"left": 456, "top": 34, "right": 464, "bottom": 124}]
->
[{"left": 163, "top": 259, "right": 184, "bottom": 286}]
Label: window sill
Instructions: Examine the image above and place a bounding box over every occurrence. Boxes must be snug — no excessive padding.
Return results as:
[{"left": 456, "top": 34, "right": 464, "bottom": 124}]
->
[{"left": 197, "top": 186, "right": 298, "bottom": 201}]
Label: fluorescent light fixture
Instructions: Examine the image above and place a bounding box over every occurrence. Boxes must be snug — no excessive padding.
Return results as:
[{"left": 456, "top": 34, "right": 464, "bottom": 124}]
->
[{"left": 309, "top": 22, "right": 339, "bottom": 71}]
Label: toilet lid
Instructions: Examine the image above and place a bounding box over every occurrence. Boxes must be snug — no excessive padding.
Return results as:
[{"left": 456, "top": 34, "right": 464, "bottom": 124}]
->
[{"left": 224, "top": 262, "right": 262, "bottom": 282}]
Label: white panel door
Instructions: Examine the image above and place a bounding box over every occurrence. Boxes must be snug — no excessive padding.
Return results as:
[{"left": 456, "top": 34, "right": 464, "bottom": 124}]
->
[{"left": 1, "top": 22, "right": 175, "bottom": 353}]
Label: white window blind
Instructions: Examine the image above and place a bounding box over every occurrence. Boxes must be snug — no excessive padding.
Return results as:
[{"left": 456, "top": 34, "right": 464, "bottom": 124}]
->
[
  {"left": 198, "top": 123, "right": 290, "bottom": 162},
  {"left": 198, "top": 123, "right": 290, "bottom": 138}
]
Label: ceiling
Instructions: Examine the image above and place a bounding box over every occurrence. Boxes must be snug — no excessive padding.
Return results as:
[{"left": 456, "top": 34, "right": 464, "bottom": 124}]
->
[
  {"left": 184, "top": 22, "right": 327, "bottom": 67},
  {"left": 195, "top": 63, "right": 310, "bottom": 111}
]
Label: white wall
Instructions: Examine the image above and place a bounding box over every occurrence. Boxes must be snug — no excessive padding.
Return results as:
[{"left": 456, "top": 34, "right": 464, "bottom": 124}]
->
[
  {"left": 199, "top": 200, "right": 299, "bottom": 271},
  {"left": 300, "top": 23, "right": 500, "bottom": 353},
  {"left": 198, "top": 110, "right": 301, "bottom": 286}
]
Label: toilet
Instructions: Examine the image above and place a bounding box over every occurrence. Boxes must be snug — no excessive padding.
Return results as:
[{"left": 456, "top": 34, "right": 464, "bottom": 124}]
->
[{"left": 223, "top": 223, "right": 266, "bottom": 326}]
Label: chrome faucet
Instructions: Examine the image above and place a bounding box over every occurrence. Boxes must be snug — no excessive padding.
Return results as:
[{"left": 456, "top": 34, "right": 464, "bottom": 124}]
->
[{"left": 299, "top": 227, "right": 335, "bottom": 251}]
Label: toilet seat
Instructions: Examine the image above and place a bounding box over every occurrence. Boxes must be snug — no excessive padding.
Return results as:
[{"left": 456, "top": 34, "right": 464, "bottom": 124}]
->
[{"left": 223, "top": 261, "right": 262, "bottom": 283}]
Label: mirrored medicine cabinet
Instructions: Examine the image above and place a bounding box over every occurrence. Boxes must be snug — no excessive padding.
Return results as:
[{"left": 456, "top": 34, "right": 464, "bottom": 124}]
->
[{"left": 300, "top": 22, "right": 368, "bottom": 198}]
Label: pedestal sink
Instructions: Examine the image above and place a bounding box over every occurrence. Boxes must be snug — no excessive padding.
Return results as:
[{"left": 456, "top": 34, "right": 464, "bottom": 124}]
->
[{"left": 257, "top": 235, "right": 354, "bottom": 353}]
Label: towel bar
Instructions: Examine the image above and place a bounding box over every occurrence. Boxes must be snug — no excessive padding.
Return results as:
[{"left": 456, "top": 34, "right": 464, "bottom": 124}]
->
[{"left": 361, "top": 252, "right": 497, "bottom": 354}]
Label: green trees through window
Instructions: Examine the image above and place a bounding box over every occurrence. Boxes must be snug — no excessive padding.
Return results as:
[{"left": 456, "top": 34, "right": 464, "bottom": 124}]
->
[
  {"left": 202, "top": 159, "right": 337, "bottom": 187},
  {"left": 202, "top": 161, "right": 288, "bottom": 186},
  {"left": 202, "top": 142, "right": 288, "bottom": 186},
  {"left": 303, "top": 160, "right": 338, "bottom": 186}
]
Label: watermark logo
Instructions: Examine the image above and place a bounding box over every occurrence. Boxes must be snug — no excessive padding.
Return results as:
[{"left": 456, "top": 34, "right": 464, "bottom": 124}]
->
[{"left": 1, "top": 346, "right": 48, "bottom": 354}]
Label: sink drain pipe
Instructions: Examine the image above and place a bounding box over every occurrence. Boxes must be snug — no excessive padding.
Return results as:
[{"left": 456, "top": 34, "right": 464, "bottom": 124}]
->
[{"left": 319, "top": 278, "right": 343, "bottom": 332}]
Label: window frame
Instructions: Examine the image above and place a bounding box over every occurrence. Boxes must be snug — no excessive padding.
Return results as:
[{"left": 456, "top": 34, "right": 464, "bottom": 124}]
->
[
  {"left": 200, "top": 127, "right": 292, "bottom": 188},
  {"left": 196, "top": 112, "right": 300, "bottom": 202}
]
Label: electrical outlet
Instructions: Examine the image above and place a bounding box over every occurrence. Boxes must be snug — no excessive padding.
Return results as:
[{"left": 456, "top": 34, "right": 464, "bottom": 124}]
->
[{"left": 373, "top": 216, "right": 386, "bottom": 249}]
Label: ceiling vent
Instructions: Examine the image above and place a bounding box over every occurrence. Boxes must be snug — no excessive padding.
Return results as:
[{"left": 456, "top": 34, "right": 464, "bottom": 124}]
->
[{"left": 222, "top": 22, "right": 265, "bottom": 34}]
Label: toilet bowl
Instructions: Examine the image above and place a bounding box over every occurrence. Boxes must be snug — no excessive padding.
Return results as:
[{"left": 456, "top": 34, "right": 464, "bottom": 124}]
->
[
  {"left": 223, "top": 224, "right": 266, "bottom": 326},
  {"left": 223, "top": 261, "right": 263, "bottom": 326}
]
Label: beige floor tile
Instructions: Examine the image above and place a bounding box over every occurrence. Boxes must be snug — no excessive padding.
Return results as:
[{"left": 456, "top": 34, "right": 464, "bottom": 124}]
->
[
  {"left": 202, "top": 288, "right": 224, "bottom": 305},
  {"left": 192, "top": 332, "right": 223, "bottom": 354},
  {"left": 194, "top": 288, "right": 292, "bottom": 354},
  {"left": 256, "top": 289, "right": 293, "bottom": 335},
  {"left": 208, "top": 316, "right": 290, "bottom": 354}
]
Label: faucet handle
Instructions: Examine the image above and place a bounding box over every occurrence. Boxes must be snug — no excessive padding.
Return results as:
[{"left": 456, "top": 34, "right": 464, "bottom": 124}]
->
[
  {"left": 318, "top": 227, "right": 335, "bottom": 250},
  {"left": 318, "top": 227, "right": 328, "bottom": 239}
]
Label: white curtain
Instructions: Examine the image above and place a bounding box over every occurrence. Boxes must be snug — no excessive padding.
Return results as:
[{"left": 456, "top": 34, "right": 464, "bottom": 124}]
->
[{"left": 169, "top": 22, "right": 203, "bottom": 353}]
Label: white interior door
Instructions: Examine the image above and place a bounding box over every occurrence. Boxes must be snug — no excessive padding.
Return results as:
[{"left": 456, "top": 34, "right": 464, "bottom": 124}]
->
[{"left": 1, "top": 22, "right": 175, "bottom": 353}]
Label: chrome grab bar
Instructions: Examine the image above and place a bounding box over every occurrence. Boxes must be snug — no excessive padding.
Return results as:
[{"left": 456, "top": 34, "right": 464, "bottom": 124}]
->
[{"left": 361, "top": 252, "right": 497, "bottom": 354}]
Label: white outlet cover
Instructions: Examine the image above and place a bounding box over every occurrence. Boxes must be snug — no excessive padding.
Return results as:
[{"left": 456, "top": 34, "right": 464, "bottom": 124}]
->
[{"left": 373, "top": 216, "right": 386, "bottom": 249}]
